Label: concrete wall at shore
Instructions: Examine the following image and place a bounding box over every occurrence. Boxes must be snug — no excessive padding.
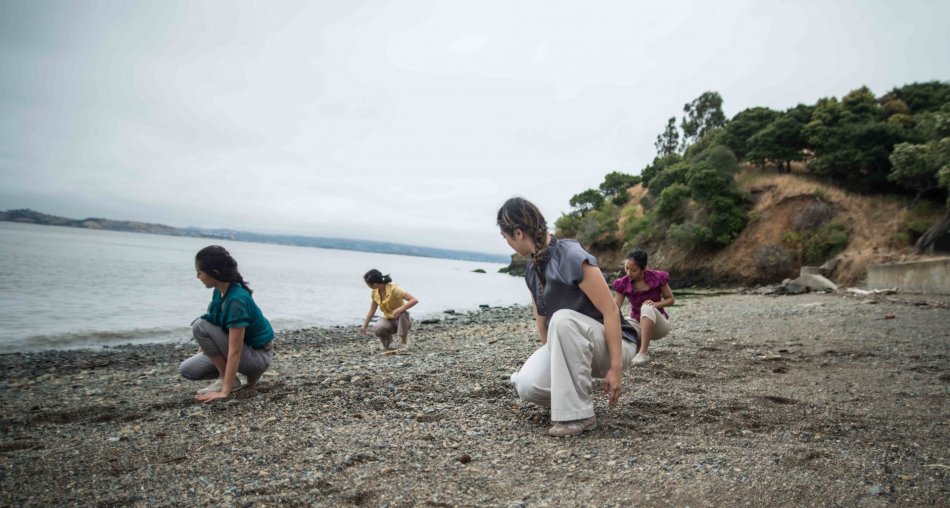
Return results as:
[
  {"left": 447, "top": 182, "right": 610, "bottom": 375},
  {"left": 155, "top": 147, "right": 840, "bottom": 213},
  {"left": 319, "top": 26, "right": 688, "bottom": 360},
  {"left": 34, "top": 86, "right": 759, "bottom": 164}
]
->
[{"left": 867, "top": 258, "right": 950, "bottom": 294}]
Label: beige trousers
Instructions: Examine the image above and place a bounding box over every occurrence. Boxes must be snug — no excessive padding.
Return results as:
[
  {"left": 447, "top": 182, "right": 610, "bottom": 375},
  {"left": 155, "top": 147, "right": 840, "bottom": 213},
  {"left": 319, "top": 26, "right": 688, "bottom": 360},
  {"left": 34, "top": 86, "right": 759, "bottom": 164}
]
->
[
  {"left": 373, "top": 313, "right": 412, "bottom": 348},
  {"left": 627, "top": 304, "right": 671, "bottom": 340},
  {"left": 510, "top": 309, "right": 637, "bottom": 421}
]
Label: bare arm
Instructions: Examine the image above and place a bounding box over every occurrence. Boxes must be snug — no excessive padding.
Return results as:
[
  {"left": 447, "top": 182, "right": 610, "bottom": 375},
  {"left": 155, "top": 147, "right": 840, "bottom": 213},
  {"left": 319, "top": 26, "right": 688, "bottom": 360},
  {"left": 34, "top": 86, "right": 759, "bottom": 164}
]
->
[
  {"left": 645, "top": 284, "right": 675, "bottom": 309},
  {"left": 656, "top": 284, "right": 675, "bottom": 309},
  {"left": 196, "top": 327, "right": 244, "bottom": 403},
  {"left": 390, "top": 292, "right": 419, "bottom": 318},
  {"left": 613, "top": 291, "right": 626, "bottom": 312},
  {"left": 360, "top": 301, "right": 379, "bottom": 335},
  {"left": 578, "top": 262, "right": 623, "bottom": 407},
  {"left": 532, "top": 300, "right": 547, "bottom": 344}
]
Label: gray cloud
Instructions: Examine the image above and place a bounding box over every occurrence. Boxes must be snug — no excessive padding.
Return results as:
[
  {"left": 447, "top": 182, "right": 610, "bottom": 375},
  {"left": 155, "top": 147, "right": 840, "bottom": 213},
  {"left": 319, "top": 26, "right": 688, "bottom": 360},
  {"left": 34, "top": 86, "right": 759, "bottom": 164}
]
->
[{"left": 1, "top": 0, "right": 948, "bottom": 253}]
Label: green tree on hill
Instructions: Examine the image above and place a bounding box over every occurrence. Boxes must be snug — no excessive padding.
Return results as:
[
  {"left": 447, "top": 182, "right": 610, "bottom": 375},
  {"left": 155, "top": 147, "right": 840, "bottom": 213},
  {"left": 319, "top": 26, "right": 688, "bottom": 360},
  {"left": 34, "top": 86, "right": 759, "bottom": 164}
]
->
[
  {"left": 655, "top": 117, "right": 680, "bottom": 157},
  {"left": 568, "top": 189, "right": 605, "bottom": 214},
  {"left": 691, "top": 144, "right": 739, "bottom": 175},
  {"left": 599, "top": 171, "right": 641, "bottom": 205},
  {"left": 890, "top": 81, "right": 950, "bottom": 114},
  {"left": 889, "top": 109, "right": 950, "bottom": 252},
  {"left": 558, "top": 171, "right": 640, "bottom": 243},
  {"left": 720, "top": 106, "right": 779, "bottom": 160},
  {"left": 559, "top": 81, "right": 950, "bottom": 265},
  {"left": 640, "top": 154, "right": 682, "bottom": 188},
  {"left": 630, "top": 140, "right": 748, "bottom": 251},
  {"left": 681, "top": 91, "right": 726, "bottom": 148},
  {"left": 804, "top": 87, "right": 917, "bottom": 191},
  {"left": 744, "top": 104, "right": 813, "bottom": 173}
]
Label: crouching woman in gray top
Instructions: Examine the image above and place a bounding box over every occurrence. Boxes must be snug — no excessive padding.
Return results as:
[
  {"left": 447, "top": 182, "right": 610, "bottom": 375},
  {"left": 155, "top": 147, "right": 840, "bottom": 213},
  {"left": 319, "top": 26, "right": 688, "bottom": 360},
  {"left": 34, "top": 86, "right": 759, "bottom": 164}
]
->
[
  {"left": 180, "top": 245, "right": 275, "bottom": 403},
  {"left": 498, "top": 197, "right": 639, "bottom": 437}
]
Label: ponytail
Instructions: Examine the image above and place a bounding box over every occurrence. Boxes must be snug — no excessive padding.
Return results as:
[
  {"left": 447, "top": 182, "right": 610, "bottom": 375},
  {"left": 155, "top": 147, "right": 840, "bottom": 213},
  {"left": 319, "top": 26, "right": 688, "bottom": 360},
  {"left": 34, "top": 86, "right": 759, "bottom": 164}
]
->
[{"left": 364, "top": 269, "right": 392, "bottom": 285}]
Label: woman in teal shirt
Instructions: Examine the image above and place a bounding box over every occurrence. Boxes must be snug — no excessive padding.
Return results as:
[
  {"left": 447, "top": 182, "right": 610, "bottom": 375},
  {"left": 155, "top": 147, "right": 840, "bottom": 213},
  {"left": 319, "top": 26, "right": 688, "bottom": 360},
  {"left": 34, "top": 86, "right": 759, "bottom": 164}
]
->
[{"left": 179, "top": 245, "right": 275, "bottom": 403}]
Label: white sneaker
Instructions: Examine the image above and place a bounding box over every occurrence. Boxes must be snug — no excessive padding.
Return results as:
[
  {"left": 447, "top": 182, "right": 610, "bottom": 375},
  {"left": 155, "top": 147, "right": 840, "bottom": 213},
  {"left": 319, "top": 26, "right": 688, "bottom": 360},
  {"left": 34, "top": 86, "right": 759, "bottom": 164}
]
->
[
  {"left": 632, "top": 353, "right": 652, "bottom": 365},
  {"left": 548, "top": 415, "right": 598, "bottom": 437},
  {"left": 196, "top": 377, "right": 242, "bottom": 395},
  {"left": 196, "top": 379, "right": 222, "bottom": 395}
]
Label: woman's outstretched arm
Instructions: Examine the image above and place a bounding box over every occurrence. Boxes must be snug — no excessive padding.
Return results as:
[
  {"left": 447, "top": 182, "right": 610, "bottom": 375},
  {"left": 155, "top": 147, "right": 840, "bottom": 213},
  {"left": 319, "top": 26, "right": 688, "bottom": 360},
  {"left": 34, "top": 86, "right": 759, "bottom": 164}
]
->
[
  {"left": 196, "top": 326, "right": 245, "bottom": 403},
  {"left": 578, "top": 262, "right": 623, "bottom": 407},
  {"left": 613, "top": 291, "right": 626, "bottom": 313},
  {"left": 532, "top": 300, "right": 547, "bottom": 344},
  {"left": 360, "top": 302, "right": 379, "bottom": 335}
]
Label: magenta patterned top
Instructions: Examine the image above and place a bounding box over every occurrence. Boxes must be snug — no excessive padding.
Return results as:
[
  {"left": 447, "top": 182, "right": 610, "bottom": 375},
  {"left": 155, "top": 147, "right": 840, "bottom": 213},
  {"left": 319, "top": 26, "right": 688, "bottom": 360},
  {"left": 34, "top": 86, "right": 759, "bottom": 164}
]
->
[{"left": 612, "top": 269, "right": 670, "bottom": 322}]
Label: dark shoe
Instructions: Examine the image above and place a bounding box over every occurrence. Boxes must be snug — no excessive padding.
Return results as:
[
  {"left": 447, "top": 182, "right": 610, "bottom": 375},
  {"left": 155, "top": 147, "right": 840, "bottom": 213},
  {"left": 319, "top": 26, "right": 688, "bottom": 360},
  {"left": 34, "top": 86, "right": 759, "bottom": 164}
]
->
[{"left": 548, "top": 415, "right": 597, "bottom": 437}]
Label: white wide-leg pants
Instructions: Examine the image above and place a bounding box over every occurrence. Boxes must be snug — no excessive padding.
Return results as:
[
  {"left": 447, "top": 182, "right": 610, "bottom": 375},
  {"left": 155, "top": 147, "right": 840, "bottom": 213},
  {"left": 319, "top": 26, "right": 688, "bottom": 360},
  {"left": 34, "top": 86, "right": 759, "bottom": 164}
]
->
[{"left": 510, "top": 309, "right": 637, "bottom": 421}]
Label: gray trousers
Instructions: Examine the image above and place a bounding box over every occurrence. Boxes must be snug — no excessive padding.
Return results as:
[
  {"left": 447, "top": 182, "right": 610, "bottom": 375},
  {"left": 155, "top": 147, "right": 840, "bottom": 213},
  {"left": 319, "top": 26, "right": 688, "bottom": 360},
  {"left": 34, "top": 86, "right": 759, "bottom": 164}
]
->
[
  {"left": 510, "top": 309, "right": 637, "bottom": 421},
  {"left": 179, "top": 318, "right": 274, "bottom": 381},
  {"left": 373, "top": 313, "right": 412, "bottom": 348}
]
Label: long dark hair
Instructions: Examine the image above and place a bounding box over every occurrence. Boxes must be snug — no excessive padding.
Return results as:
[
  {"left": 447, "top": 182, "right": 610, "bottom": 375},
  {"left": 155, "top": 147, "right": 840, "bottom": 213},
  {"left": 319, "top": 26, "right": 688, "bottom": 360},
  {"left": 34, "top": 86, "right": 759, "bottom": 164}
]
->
[
  {"left": 497, "top": 197, "right": 551, "bottom": 287},
  {"left": 195, "top": 245, "right": 252, "bottom": 294},
  {"left": 364, "top": 269, "right": 392, "bottom": 285}
]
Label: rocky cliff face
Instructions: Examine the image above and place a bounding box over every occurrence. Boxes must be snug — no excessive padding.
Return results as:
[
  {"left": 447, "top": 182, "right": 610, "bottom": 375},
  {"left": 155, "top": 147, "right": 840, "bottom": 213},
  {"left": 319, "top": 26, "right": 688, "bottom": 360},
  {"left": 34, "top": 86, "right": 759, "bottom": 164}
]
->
[
  {"left": 499, "top": 254, "right": 529, "bottom": 277},
  {"left": 582, "top": 169, "right": 947, "bottom": 288}
]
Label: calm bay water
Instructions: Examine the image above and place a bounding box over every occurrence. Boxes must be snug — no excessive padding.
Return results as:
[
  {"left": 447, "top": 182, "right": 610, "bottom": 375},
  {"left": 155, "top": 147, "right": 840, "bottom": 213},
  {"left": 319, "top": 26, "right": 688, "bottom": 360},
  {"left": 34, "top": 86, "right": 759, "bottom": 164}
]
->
[{"left": 0, "top": 222, "right": 530, "bottom": 352}]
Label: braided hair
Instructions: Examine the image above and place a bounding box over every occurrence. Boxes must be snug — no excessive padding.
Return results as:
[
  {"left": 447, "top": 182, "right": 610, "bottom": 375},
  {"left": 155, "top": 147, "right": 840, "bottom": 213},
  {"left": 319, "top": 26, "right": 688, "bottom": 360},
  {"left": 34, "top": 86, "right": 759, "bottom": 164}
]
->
[
  {"left": 497, "top": 197, "right": 552, "bottom": 288},
  {"left": 195, "top": 245, "right": 253, "bottom": 294}
]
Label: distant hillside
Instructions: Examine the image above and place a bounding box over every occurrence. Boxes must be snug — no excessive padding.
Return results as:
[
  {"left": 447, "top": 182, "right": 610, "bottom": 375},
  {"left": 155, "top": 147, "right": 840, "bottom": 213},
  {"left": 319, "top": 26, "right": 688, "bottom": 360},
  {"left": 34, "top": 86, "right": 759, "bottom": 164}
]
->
[
  {"left": 550, "top": 82, "right": 950, "bottom": 288},
  {"left": 587, "top": 167, "right": 947, "bottom": 287},
  {"left": 0, "top": 209, "right": 508, "bottom": 263}
]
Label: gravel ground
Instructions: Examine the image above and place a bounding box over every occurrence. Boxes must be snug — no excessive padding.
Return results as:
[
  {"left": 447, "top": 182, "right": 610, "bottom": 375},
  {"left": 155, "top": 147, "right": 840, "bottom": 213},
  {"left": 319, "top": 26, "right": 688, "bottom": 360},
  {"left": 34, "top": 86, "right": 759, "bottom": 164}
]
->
[{"left": 1, "top": 292, "right": 948, "bottom": 507}]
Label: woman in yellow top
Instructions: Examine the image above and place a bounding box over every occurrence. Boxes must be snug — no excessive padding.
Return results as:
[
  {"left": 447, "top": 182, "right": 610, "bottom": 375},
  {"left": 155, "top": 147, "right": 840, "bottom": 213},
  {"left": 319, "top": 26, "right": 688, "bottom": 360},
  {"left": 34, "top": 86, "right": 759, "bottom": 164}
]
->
[{"left": 360, "top": 269, "right": 419, "bottom": 352}]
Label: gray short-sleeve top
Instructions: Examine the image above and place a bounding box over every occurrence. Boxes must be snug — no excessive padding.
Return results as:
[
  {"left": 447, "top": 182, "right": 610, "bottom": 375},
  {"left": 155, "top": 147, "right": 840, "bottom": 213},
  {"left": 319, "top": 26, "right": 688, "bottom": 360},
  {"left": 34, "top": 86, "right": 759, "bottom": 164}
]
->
[{"left": 525, "top": 238, "right": 639, "bottom": 344}]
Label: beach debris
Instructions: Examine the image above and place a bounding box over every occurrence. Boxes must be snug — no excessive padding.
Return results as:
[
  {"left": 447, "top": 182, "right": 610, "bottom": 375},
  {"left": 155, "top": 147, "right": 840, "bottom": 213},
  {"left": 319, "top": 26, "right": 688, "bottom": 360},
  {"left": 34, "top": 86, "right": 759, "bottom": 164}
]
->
[{"left": 847, "top": 287, "right": 898, "bottom": 296}]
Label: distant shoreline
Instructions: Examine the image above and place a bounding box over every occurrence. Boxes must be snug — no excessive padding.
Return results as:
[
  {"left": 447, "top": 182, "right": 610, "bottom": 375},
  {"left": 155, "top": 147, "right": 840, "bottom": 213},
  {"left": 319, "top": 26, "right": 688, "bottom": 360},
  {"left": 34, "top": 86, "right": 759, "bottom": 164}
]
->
[{"left": 0, "top": 208, "right": 509, "bottom": 263}]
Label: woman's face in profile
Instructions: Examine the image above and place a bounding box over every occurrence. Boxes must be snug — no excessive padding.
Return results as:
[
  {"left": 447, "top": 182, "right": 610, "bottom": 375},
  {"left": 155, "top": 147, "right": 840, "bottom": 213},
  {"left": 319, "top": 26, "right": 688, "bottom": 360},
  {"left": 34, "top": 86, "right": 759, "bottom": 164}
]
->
[
  {"left": 623, "top": 259, "right": 643, "bottom": 281},
  {"left": 196, "top": 264, "right": 218, "bottom": 288},
  {"left": 501, "top": 229, "right": 532, "bottom": 257}
]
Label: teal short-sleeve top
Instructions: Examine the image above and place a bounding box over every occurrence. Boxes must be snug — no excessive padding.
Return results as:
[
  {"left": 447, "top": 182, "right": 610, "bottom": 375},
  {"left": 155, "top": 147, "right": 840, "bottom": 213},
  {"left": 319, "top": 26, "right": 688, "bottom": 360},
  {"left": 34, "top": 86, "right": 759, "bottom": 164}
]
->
[{"left": 201, "top": 283, "right": 274, "bottom": 348}]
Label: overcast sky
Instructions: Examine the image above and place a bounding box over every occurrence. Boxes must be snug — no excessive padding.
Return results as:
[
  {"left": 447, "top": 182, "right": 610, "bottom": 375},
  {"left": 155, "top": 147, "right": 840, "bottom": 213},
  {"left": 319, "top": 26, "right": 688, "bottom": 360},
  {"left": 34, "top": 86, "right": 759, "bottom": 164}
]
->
[{"left": 1, "top": 1, "right": 948, "bottom": 254}]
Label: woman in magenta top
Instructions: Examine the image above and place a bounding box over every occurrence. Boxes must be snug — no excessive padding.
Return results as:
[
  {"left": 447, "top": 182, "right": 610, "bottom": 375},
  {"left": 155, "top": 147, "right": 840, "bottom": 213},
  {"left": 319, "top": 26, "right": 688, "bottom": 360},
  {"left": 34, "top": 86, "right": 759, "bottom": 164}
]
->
[{"left": 611, "top": 248, "right": 675, "bottom": 365}]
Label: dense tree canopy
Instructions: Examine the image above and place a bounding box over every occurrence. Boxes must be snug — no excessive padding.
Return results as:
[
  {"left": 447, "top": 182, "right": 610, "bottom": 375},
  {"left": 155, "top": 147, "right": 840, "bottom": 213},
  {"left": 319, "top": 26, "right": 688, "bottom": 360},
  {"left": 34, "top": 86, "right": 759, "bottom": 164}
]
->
[{"left": 720, "top": 107, "right": 779, "bottom": 160}]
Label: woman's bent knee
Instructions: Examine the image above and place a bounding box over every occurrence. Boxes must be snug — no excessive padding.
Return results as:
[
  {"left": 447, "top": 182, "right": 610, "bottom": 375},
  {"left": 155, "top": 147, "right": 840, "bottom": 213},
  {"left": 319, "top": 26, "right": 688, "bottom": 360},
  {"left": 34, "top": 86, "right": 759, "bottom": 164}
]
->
[
  {"left": 179, "top": 353, "right": 217, "bottom": 380},
  {"left": 639, "top": 304, "right": 657, "bottom": 323},
  {"left": 179, "top": 360, "right": 206, "bottom": 380},
  {"left": 514, "top": 380, "right": 549, "bottom": 406},
  {"left": 548, "top": 309, "right": 582, "bottom": 335},
  {"left": 192, "top": 318, "right": 208, "bottom": 335}
]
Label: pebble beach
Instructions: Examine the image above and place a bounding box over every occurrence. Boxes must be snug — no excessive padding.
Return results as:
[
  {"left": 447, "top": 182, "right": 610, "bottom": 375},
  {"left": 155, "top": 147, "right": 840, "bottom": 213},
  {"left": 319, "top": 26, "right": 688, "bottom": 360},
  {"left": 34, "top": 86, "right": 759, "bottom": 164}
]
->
[{"left": 1, "top": 292, "right": 948, "bottom": 507}]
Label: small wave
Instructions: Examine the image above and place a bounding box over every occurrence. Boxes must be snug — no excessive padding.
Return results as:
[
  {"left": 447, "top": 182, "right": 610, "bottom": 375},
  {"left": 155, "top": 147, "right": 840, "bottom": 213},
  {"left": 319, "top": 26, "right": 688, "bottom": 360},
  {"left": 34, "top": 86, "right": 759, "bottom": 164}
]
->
[{"left": 4, "top": 326, "right": 192, "bottom": 353}]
